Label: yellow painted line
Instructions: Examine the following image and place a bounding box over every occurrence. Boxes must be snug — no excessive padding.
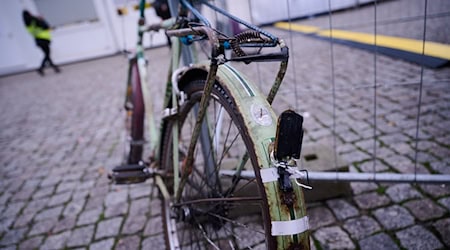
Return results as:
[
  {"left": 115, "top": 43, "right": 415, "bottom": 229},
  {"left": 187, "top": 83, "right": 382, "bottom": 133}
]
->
[
  {"left": 276, "top": 22, "right": 450, "bottom": 60},
  {"left": 274, "top": 22, "right": 321, "bottom": 34},
  {"left": 318, "top": 29, "right": 450, "bottom": 60}
]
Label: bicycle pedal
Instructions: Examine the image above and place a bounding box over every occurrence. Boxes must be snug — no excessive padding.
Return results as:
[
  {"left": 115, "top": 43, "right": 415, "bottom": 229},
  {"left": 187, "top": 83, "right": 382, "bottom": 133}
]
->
[
  {"left": 108, "top": 168, "right": 150, "bottom": 185},
  {"left": 274, "top": 110, "right": 304, "bottom": 160},
  {"left": 112, "top": 164, "right": 145, "bottom": 172}
]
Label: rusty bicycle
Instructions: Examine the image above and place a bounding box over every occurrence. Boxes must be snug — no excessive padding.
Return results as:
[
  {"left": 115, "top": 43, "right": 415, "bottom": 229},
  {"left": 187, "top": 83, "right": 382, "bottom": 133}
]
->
[{"left": 109, "top": 0, "right": 311, "bottom": 249}]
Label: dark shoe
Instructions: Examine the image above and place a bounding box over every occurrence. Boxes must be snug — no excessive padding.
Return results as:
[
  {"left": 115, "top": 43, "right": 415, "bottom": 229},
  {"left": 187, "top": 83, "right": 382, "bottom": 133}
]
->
[
  {"left": 37, "top": 68, "right": 44, "bottom": 76},
  {"left": 53, "top": 66, "right": 61, "bottom": 73}
]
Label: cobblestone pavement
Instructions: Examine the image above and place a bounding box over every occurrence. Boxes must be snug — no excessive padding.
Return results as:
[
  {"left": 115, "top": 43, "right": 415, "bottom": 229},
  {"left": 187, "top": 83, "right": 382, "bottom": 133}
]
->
[{"left": 1, "top": 0, "right": 449, "bottom": 249}]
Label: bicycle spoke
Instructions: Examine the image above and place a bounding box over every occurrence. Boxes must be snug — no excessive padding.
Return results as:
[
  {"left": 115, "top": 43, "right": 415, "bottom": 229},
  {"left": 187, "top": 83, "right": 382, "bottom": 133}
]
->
[
  {"left": 193, "top": 105, "right": 243, "bottom": 198},
  {"left": 225, "top": 153, "right": 251, "bottom": 196},
  {"left": 227, "top": 177, "right": 257, "bottom": 197},
  {"left": 207, "top": 212, "right": 264, "bottom": 235},
  {"left": 216, "top": 222, "right": 250, "bottom": 249},
  {"left": 217, "top": 122, "right": 238, "bottom": 166},
  {"left": 182, "top": 149, "right": 218, "bottom": 200},
  {"left": 174, "top": 196, "right": 262, "bottom": 207},
  {"left": 197, "top": 223, "right": 221, "bottom": 250}
]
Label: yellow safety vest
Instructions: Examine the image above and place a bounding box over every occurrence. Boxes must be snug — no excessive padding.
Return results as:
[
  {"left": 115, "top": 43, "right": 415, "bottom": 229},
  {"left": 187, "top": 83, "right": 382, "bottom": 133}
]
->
[{"left": 26, "top": 20, "right": 51, "bottom": 40}]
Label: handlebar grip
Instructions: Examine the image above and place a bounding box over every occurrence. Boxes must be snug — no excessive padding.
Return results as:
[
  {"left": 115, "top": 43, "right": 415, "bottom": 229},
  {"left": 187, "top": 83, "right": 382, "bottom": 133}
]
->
[
  {"left": 166, "top": 27, "right": 205, "bottom": 37},
  {"left": 166, "top": 26, "right": 219, "bottom": 57}
]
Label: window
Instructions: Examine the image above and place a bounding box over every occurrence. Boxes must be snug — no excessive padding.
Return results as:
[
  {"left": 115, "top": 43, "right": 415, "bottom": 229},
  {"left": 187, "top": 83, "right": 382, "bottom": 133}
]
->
[{"left": 34, "top": 0, "right": 98, "bottom": 28}]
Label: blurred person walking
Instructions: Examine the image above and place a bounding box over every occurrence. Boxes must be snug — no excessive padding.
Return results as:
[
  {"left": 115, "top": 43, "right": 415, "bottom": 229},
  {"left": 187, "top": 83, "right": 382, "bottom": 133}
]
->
[{"left": 22, "top": 10, "right": 60, "bottom": 76}]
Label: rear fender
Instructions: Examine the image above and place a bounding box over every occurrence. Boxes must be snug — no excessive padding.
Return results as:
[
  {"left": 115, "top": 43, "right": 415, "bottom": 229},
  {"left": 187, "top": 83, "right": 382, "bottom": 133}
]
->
[{"left": 177, "top": 62, "right": 309, "bottom": 249}]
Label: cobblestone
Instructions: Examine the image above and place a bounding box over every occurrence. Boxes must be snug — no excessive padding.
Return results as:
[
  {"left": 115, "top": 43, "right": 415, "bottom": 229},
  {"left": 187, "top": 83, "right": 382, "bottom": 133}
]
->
[
  {"left": 13, "top": 213, "right": 34, "bottom": 229},
  {"left": 18, "top": 236, "right": 43, "bottom": 250},
  {"left": 129, "top": 198, "right": 151, "bottom": 217},
  {"left": 326, "top": 198, "right": 359, "bottom": 220},
  {"left": 143, "top": 216, "right": 163, "bottom": 236},
  {"left": 358, "top": 160, "right": 389, "bottom": 173},
  {"left": 23, "top": 198, "right": 48, "bottom": 215},
  {"left": 354, "top": 192, "right": 391, "bottom": 209},
  {"left": 95, "top": 217, "right": 123, "bottom": 240},
  {"left": 129, "top": 186, "right": 152, "bottom": 199},
  {"left": 404, "top": 198, "right": 446, "bottom": 221},
  {"left": 34, "top": 206, "right": 64, "bottom": 221},
  {"left": 0, "top": 228, "right": 27, "bottom": 246},
  {"left": 90, "top": 238, "right": 115, "bottom": 250},
  {"left": 358, "top": 233, "right": 399, "bottom": 250},
  {"left": 10, "top": 188, "right": 34, "bottom": 202},
  {"left": 350, "top": 182, "right": 378, "bottom": 195},
  {"left": 314, "top": 226, "right": 355, "bottom": 250},
  {"left": 104, "top": 190, "right": 128, "bottom": 207},
  {"left": 343, "top": 216, "right": 381, "bottom": 240},
  {"left": 104, "top": 202, "right": 128, "bottom": 218},
  {"left": 116, "top": 235, "right": 141, "bottom": 250},
  {"left": 66, "top": 225, "right": 94, "bottom": 247},
  {"left": 56, "top": 181, "right": 78, "bottom": 194},
  {"left": 385, "top": 183, "right": 422, "bottom": 203},
  {"left": 340, "top": 150, "right": 371, "bottom": 164},
  {"left": 419, "top": 184, "right": 450, "bottom": 198},
  {"left": 438, "top": 196, "right": 450, "bottom": 210},
  {"left": 142, "top": 235, "right": 165, "bottom": 250},
  {"left": 77, "top": 208, "right": 103, "bottom": 226},
  {"left": 2, "top": 202, "right": 26, "bottom": 219},
  {"left": 430, "top": 162, "right": 450, "bottom": 174},
  {"left": 373, "top": 205, "right": 415, "bottom": 230},
  {"left": 84, "top": 196, "right": 105, "bottom": 211},
  {"left": 40, "top": 231, "right": 70, "bottom": 250},
  {"left": 28, "top": 218, "right": 56, "bottom": 236},
  {"left": 33, "top": 186, "right": 55, "bottom": 199},
  {"left": 396, "top": 225, "right": 443, "bottom": 250},
  {"left": 122, "top": 215, "right": 146, "bottom": 235},
  {"left": 308, "top": 206, "right": 336, "bottom": 230},
  {"left": 433, "top": 218, "right": 450, "bottom": 247},
  {"left": 63, "top": 199, "right": 86, "bottom": 217},
  {"left": 40, "top": 176, "right": 61, "bottom": 188},
  {"left": 48, "top": 192, "right": 71, "bottom": 207},
  {"left": 52, "top": 216, "right": 77, "bottom": 234}
]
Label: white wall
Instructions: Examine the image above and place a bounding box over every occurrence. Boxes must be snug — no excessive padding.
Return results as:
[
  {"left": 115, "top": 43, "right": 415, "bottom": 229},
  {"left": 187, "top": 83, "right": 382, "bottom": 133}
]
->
[
  {"left": 0, "top": 0, "right": 40, "bottom": 75},
  {"left": 50, "top": 0, "right": 117, "bottom": 64},
  {"left": 248, "top": 0, "right": 373, "bottom": 25},
  {"left": 0, "top": 0, "right": 373, "bottom": 76}
]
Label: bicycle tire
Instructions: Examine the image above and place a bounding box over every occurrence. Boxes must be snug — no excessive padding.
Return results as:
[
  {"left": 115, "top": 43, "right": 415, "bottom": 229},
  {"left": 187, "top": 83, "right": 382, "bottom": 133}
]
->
[
  {"left": 160, "top": 78, "right": 276, "bottom": 249},
  {"left": 125, "top": 62, "right": 145, "bottom": 164}
]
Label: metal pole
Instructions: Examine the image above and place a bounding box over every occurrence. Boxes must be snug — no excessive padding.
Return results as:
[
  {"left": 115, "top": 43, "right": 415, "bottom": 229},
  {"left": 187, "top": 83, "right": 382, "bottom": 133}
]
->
[
  {"left": 220, "top": 170, "right": 450, "bottom": 184},
  {"left": 306, "top": 172, "right": 450, "bottom": 184}
]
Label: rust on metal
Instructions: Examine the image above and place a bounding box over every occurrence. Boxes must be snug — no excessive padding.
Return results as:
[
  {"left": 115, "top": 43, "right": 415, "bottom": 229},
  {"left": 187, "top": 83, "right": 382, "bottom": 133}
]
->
[
  {"left": 267, "top": 55, "right": 288, "bottom": 104},
  {"left": 281, "top": 190, "right": 296, "bottom": 206}
]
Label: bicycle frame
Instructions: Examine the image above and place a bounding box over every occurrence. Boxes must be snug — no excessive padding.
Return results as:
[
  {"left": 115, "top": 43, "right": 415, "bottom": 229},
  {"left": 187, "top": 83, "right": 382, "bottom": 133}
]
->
[{"left": 124, "top": 0, "right": 310, "bottom": 248}]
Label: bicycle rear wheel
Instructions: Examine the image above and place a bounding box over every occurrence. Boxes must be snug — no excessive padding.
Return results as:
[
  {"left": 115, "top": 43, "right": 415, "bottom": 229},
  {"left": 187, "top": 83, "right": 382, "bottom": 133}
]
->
[
  {"left": 160, "top": 79, "right": 275, "bottom": 249},
  {"left": 124, "top": 62, "right": 145, "bottom": 164}
]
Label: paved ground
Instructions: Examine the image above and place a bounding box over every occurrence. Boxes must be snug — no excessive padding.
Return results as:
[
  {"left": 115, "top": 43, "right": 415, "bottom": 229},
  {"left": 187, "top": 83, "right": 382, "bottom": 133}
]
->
[{"left": 1, "top": 0, "right": 449, "bottom": 249}]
